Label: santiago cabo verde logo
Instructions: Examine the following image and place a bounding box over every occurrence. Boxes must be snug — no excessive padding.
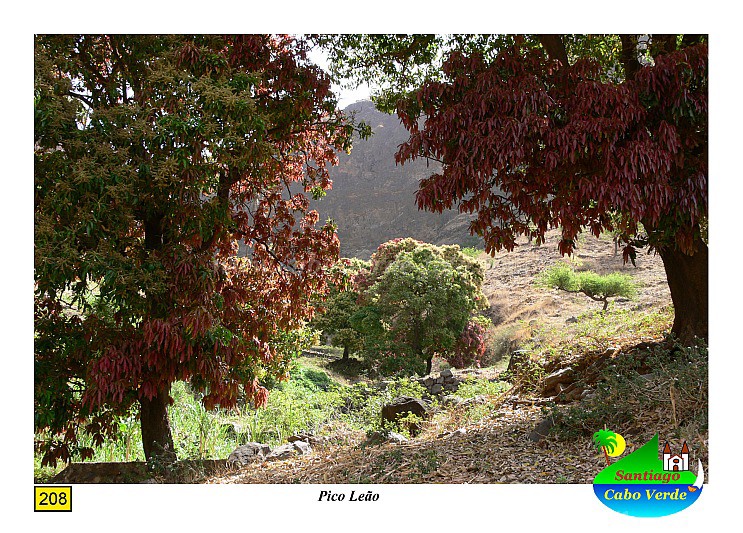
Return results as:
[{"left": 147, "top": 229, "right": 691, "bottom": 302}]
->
[{"left": 592, "top": 430, "right": 704, "bottom": 517}]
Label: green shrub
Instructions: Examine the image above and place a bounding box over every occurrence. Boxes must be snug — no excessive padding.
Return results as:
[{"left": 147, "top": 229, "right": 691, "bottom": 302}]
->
[
  {"left": 455, "top": 377, "right": 510, "bottom": 399},
  {"left": 353, "top": 239, "right": 487, "bottom": 376},
  {"left": 539, "top": 264, "right": 638, "bottom": 311}
]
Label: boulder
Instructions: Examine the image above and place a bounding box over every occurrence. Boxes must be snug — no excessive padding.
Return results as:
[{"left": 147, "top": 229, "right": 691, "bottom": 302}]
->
[
  {"left": 542, "top": 367, "right": 574, "bottom": 393},
  {"left": 381, "top": 396, "right": 429, "bottom": 436},
  {"left": 527, "top": 416, "right": 555, "bottom": 442}
]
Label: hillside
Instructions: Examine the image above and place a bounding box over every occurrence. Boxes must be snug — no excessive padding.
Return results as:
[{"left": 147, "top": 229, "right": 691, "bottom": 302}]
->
[
  {"left": 200, "top": 231, "right": 705, "bottom": 486},
  {"left": 314, "top": 100, "right": 477, "bottom": 259}
]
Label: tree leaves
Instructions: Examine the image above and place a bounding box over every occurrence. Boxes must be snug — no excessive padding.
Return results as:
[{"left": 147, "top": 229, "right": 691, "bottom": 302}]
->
[
  {"left": 34, "top": 34, "right": 354, "bottom": 464},
  {"left": 392, "top": 36, "right": 707, "bottom": 258}
]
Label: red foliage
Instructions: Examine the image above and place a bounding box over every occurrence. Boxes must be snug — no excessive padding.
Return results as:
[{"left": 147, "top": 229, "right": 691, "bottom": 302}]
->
[
  {"left": 35, "top": 35, "right": 353, "bottom": 463},
  {"left": 447, "top": 320, "right": 487, "bottom": 369},
  {"left": 396, "top": 40, "right": 707, "bottom": 257}
]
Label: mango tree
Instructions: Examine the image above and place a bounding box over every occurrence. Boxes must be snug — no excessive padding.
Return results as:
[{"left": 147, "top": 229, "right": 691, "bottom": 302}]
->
[
  {"left": 321, "top": 34, "right": 708, "bottom": 344},
  {"left": 34, "top": 35, "right": 357, "bottom": 465}
]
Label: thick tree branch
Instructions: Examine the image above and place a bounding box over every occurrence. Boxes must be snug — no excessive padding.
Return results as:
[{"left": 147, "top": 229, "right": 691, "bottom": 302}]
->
[
  {"left": 650, "top": 34, "right": 678, "bottom": 58},
  {"left": 619, "top": 35, "right": 642, "bottom": 82},
  {"left": 537, "top": 35, "right": 569, "bottom": 68},
  {"left": 67, "top": 91, "right": 94, "bottom": 108}
]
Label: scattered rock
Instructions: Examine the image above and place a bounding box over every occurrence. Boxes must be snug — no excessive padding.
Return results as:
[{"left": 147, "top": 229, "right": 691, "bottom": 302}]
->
[
  {"left": 542, "top": 367, "right": 575, "bottom": 394},
  {"left": 227, "top": 442, "right": 272, "bottom": 466},
  {"left": 364, "top": 431, "right": 408, "bottom": 446},
  {"left": 437, "top": 428, "right": 468, "bottom": 439},
  {"left": 441, "top": 395, "right": 463, "bottom": 407},
  {"left": 527, "top": 416, "right": 555, "bottom": 442},
  {"left": 581, "top": 389, "right": 597, "bottom": 400},
  {"left": 387, "top": 432, "right": 409, "bottom": 444},
  {"left": 564, "top": 387, "right": 585, "bottom": 401},
  {"left": 416, "top": 369, "right": 462, "bottom": 395},
  {"left": 288, "top": 431, "right": 327, "bottom": 446},
  {"left": 265, "top": 441, "right": 312, "bottom": 462},
  {"left": 566, "top": 316, "right": 578, "bottom": 324}
]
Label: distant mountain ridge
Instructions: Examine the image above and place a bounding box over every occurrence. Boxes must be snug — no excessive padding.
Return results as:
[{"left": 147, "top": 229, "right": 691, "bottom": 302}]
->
[{"left": 314, "top": 100, "right": 478, "bottom": 259}]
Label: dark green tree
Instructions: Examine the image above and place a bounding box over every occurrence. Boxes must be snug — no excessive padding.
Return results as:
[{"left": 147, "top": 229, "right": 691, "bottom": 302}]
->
[
  {"left": 353, "top": 239, "right": 487, "bottom": 375},
  {"left": 310, "top": 258, "right": 370, "bottom": 361}
]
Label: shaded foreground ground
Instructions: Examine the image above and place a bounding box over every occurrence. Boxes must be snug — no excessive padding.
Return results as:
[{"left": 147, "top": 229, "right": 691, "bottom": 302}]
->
[{"left": 206, "top": 403, "right": 601, "bottom": 484}]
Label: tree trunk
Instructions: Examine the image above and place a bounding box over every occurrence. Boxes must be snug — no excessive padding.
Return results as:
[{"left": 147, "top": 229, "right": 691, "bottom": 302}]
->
[
  {"left": 140, "top": 213, "right": 176, "bottom": 464},
  {"left": 426, "top": 356, "right": 433, "bottom": 375},
  {"left": 342, "top": 344, "right": 349, "bottom": 361},
  {"left": 658, "top": 239, "right": 708, "bottom": 344},
  {"left": 139, "top": 388, "right": 176, "bottom": 464}
]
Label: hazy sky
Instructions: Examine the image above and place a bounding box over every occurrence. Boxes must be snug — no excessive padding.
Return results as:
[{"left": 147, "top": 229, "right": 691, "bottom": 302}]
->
[{"left": 308, "top": 46, "right": 371, "bottom": 109}]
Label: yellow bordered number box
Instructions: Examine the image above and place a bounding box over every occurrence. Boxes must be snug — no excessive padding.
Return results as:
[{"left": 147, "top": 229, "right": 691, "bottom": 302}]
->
[{"left": 34, "top": 486, "right": 72, "bottom": 512}]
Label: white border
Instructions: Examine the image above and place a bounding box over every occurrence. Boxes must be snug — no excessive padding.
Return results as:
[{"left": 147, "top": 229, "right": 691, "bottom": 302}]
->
[{"left": 9, "top": 3, "right": 742, "bottom": 530}]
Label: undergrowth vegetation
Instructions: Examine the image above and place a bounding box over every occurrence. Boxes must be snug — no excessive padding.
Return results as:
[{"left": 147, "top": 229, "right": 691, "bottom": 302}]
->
[
  {"left": 34, "top": 357, "right": 511, "bottom": 482},
  {"left": 549, "top": 339, "right": 708, "bottom": 458},
  {"left": 34, "top": 257, "right": 702, "bottom": 486},
  {"left": 521, "top": 305, "right": 674, "bottom": 365}
]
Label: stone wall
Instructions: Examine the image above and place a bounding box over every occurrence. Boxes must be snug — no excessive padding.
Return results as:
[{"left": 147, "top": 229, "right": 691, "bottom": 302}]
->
[{"left": 416, "top": 368, "right": 461, "bottom": 396}]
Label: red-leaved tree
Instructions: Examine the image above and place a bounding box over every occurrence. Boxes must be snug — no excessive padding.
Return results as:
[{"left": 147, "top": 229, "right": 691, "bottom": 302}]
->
[
  {"left": 35, "top": 35, "right": 356, "bottom": 464},
  {"left": 393, "top": 35, "right": 707, "bottom": 343}
]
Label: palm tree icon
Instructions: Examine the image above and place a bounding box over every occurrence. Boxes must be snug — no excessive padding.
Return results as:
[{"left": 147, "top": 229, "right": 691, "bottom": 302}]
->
[{"left": 593, "top": 429, "right": 618, "bottom": 466}]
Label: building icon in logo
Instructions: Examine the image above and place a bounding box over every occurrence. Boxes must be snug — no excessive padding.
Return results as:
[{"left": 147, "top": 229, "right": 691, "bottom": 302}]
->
[{"left": 663, "top": 441, "right": 690, "bottom": 471}]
